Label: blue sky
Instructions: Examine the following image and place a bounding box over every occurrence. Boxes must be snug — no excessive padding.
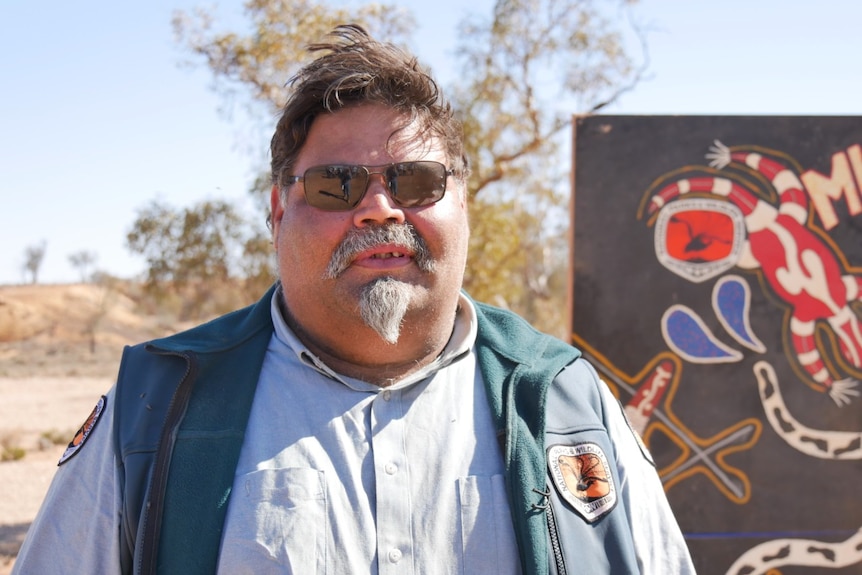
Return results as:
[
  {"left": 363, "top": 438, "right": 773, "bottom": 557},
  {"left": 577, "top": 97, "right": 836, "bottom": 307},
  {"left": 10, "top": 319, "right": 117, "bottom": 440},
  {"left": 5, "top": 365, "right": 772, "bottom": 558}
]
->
[{"left": 2, "top": 0, "right": 861, "bottom": 285}]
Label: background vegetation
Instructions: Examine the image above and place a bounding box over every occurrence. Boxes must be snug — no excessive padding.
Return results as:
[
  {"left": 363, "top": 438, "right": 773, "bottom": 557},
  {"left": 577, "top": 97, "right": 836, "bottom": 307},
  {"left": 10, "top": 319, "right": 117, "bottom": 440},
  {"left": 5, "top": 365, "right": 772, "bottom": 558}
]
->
[{"left": 29, "top": 0, "right": 645, "bottom": 338}]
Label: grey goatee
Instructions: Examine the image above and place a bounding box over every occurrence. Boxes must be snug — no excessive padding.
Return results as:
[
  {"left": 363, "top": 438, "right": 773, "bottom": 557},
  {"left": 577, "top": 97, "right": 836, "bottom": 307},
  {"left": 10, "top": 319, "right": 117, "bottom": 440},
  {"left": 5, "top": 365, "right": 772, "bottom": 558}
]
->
[
  {"left": 359, "top": 277, "right": 411, "bottom": 344},
  {"left": 324, "top": 223, "right": 434, "bottom": 343}
]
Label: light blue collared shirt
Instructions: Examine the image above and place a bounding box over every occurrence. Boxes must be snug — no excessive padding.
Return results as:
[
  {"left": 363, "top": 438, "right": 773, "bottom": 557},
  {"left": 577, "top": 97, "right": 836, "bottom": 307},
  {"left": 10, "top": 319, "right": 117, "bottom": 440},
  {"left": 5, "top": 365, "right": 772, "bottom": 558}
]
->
[{"left": 216, "top": 289, "right": 522, "bottom": 574}]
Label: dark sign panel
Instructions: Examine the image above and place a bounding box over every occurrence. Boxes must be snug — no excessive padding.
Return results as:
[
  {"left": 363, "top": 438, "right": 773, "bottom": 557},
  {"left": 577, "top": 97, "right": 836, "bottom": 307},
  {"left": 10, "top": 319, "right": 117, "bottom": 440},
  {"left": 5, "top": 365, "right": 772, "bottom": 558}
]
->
[{"left": 571, "top": 115, "right": 862, "bottom": 575}]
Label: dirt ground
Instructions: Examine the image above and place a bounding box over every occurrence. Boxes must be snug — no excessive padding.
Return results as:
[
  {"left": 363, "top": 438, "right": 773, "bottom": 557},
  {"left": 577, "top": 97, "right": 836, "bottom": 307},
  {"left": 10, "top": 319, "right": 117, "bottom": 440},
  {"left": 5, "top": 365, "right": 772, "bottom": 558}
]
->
[
  {"left": 0, "top": 283, "right": 184, "bottom": 573},
  {"left": 0, "top": 377, "right": 114, "bottom": 573}
]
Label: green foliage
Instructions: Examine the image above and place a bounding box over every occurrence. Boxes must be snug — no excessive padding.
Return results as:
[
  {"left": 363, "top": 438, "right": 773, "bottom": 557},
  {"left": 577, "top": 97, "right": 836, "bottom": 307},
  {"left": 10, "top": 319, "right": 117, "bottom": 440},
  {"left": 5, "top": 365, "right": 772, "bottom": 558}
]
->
[
  {"left": 126, "top": 199, "right": 273, "bottom": 319},
  {"left": 453, "top": 0, "right": 640, "bottom": 337},
  {"left": 170, "top": 0, "right": 643, "bottom": 336},
  {"left": 240, "top": 232, "right": 279, "bottom": 301},
  {"left": 172, "top": 0, "right": 415, "bottom": 111}
]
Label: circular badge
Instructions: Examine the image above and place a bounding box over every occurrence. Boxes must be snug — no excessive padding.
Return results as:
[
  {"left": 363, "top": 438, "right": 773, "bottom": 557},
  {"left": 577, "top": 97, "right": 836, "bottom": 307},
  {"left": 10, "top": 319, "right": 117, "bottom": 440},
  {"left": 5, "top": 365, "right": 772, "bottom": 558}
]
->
[{"left": 58, "top": 395, "right": 106, "bottom": 466}]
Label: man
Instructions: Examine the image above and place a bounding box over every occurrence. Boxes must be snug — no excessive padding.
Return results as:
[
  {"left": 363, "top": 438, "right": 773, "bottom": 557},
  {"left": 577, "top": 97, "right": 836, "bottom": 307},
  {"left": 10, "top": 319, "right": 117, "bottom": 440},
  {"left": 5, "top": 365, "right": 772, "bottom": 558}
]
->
[{"left": 14, "top": 25, "right": 695, "bottom": 574}]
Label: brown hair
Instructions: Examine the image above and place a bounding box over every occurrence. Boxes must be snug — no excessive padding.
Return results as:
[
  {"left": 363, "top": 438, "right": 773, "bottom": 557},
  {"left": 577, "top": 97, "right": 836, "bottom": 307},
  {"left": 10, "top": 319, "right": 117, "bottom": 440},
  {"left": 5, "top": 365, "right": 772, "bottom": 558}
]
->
[{"left": 269, "top": 24, "right": 467, "bottom": 196}]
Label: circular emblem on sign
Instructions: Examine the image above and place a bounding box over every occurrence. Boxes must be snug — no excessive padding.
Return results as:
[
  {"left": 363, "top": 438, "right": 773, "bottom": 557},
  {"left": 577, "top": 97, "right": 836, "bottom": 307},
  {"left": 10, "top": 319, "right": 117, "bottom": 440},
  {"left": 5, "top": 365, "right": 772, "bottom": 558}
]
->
[{"left": 654, "top": 198, "right": 745, "bottom": 283}]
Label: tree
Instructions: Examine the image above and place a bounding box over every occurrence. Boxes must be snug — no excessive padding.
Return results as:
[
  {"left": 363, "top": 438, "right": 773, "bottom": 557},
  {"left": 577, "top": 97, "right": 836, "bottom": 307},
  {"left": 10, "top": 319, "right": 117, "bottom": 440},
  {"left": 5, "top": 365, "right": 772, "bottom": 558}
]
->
[
  {"left": 126, "top": 199, "right": 261, "bottom": 319},
  {"left": 172, "top": 0, "right": 414, "bottom": 109},
  {"left": 22, "top": 241, "right": 47, "bottom": 284},
  {"left": 452, "top": 0, "right": 644, "bottom": 336},
  {"left": 173, "top": 0, "right": 644, "bottom": 336},
  {"left": 68, "top": 250, "right": 98, "bottom": 283},
  {"left": 240, "top": 232, "right": 278, "bottom": 300},
  {"left": 82, "top": 273, "right": 117, "bottom": 354}
]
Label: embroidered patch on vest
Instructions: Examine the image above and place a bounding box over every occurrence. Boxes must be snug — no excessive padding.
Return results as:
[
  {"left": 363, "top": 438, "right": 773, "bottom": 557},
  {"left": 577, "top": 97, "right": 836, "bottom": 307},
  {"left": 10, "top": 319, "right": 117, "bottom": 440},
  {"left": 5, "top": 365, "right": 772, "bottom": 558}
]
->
[
  {"left": 547, "top": 443, "right": 617, "bottom": 523},
  {"left": 58, "top": 395, "right": 106, "bottom": 466}
]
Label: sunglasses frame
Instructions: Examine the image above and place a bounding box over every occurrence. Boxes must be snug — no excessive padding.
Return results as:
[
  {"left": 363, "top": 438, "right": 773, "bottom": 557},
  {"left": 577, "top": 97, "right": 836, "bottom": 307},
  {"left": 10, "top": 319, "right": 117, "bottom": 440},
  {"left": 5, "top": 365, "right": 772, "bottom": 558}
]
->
[{"left": 286, "top": 161, "right": 455, "bottom": 211}]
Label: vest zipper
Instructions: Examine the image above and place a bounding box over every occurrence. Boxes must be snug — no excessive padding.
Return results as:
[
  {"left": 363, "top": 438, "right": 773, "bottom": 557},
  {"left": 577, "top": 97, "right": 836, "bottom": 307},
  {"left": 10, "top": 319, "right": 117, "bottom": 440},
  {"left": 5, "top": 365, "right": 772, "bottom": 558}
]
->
[
  {"left": 137, "top": 349, "right": 198, "bottom": 575},
  {"left": 547, "top": 501, "right": 567, "bottom": 575}
]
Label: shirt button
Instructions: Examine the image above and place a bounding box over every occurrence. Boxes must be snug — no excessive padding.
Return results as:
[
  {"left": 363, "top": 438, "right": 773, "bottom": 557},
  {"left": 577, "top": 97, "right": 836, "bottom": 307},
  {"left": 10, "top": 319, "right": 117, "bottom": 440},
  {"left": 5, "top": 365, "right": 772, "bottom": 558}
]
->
[
  {"left": 384, "top": 462, "right": 398, "bottom": 475},
  {"left": 388, "top": 548, "right": 402, "bottom": 563},
  {"left": 382, "top": 390, "right": 392, "bottom": 401}
]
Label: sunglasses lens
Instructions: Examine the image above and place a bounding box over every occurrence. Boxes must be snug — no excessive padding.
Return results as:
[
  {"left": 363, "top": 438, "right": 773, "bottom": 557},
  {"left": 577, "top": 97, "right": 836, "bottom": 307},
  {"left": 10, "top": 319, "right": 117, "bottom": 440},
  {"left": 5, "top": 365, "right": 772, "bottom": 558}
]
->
[
  {"left": 389, "top": 162, "right": 447, "bottom": 207},
  {"left": 300, "top": 161, "right": 448, "bottom": 211},
  {"left": 303, "top": 165, "right": 367, "bottom": 211}
]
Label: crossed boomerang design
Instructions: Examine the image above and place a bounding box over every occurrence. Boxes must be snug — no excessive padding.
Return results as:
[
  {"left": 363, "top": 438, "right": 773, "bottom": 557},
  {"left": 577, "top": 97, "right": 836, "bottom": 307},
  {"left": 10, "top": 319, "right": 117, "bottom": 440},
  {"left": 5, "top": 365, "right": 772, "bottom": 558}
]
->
[{"left": 571, "top": 335, "right": 762, "bottom": 504}]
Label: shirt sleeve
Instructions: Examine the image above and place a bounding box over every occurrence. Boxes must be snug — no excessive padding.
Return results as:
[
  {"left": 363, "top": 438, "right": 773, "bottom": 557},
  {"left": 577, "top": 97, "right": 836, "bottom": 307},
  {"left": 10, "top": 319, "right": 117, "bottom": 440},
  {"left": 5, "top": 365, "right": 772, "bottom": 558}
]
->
[
  {"left": 596, "top": 378, "right": 697, "bottom": 574},
  {"left": 12, "top": 387, "right": 122, "bottom": 575}
]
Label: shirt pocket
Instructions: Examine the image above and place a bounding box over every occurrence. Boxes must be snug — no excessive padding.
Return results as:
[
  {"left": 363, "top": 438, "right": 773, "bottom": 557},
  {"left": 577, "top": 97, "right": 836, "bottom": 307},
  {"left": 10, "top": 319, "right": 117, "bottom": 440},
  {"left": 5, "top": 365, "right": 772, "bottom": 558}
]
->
[
  {"left": 458, "top": 474, "right": 521, "bottom": 574},
  {"left": 218, "top": 467, "right": 326, "bottom": 575}
]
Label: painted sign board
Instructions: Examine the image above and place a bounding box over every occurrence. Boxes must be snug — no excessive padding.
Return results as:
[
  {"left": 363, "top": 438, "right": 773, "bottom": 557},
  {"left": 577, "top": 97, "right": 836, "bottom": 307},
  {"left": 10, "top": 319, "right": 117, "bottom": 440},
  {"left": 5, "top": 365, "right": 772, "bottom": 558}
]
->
[{"left": 571, "top": 115, "right": 862, "bottom": 575}]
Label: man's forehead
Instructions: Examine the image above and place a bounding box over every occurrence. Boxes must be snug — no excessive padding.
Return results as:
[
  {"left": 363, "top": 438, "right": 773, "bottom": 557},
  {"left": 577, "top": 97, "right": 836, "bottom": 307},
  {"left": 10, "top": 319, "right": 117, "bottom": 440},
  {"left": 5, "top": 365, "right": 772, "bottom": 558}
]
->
[{"left": 302, "top": 107, "right": 447, "bottom": 164}]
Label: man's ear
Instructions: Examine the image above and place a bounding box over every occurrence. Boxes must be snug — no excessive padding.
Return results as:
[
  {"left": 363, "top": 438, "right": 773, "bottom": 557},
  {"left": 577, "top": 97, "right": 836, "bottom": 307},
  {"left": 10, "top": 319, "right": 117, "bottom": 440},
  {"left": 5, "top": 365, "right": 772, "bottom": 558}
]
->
[{"left": 270, "top": 184, "right": 284, "bottom": 243}]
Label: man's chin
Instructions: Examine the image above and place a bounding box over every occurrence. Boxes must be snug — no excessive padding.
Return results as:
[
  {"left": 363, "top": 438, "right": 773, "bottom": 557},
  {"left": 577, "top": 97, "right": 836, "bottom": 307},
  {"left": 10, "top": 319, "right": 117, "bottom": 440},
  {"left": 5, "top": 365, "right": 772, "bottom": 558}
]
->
[{"left": 359, "top": 277, "right": 413, "bottom": 344}]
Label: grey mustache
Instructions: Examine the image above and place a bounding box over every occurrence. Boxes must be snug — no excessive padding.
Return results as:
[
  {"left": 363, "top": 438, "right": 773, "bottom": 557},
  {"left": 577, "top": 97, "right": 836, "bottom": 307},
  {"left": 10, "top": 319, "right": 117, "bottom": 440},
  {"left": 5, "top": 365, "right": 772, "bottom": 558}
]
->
[{"left": 324, "top": 224, "right": 434, "bottom": 278}]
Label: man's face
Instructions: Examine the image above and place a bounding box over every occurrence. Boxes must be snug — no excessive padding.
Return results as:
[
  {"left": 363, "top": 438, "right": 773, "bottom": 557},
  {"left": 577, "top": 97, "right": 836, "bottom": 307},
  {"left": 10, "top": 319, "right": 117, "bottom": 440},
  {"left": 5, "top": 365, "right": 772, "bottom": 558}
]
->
[{"left": 270, "top": 104, "right": 469, "bottom": 353}]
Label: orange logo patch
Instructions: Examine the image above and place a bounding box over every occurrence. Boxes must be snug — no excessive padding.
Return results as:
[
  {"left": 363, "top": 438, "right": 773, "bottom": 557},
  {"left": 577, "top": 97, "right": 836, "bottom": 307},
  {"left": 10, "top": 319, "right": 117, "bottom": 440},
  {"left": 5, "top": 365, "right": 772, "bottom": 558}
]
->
[
  {"left": 58, "top": 395, "right": 106, "bottom": 466},
  {"left": 547, "top": 443, "right": 617, "bottom": 522}
]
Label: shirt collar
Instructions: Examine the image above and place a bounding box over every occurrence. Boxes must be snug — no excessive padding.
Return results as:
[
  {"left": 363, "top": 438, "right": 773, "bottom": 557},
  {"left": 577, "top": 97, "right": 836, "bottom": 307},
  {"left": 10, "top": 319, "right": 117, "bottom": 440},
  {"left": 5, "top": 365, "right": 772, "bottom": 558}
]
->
[{"left": 270, "top": 284, "right": 477, "bottom": 390}]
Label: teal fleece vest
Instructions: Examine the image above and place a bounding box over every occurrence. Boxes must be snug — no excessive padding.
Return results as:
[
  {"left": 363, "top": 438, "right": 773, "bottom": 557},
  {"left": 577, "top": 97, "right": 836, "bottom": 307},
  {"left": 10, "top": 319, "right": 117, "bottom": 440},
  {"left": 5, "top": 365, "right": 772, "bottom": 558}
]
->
[{"left": 114, "top": 286, "right": 581, "bottom": 574}]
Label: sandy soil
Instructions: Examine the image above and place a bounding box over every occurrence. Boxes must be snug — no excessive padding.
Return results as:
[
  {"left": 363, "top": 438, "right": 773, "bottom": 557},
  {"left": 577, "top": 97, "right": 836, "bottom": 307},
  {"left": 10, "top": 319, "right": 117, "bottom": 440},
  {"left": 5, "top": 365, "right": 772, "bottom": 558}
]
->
[
  {"left": 0, "top": 283, "right": 185, "bottom": 573},
  {"left": 0, "top": 377, "right": 113, "bottom": 573}
]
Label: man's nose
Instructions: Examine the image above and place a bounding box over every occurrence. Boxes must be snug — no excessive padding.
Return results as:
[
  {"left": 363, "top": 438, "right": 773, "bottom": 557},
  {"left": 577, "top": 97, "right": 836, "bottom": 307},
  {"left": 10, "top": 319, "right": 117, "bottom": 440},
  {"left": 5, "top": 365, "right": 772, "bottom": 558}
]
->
[{"left": 352, "top": 174, "right": 405, "bottom": 226}]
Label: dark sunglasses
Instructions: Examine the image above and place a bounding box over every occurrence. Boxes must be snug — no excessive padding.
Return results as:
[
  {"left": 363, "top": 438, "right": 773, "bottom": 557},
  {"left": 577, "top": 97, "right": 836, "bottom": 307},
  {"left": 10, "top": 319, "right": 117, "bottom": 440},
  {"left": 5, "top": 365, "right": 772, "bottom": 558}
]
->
[{"left": 286, "top": 161, "right": 454, "bottom": 211}]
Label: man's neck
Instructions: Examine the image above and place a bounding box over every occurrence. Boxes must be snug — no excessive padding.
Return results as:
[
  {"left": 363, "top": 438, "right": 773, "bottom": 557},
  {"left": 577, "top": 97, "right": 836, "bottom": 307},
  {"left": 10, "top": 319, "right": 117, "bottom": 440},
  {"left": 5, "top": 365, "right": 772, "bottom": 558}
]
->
[{"left": 280, "top": 300, "right": 456, "bottom": 387}]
